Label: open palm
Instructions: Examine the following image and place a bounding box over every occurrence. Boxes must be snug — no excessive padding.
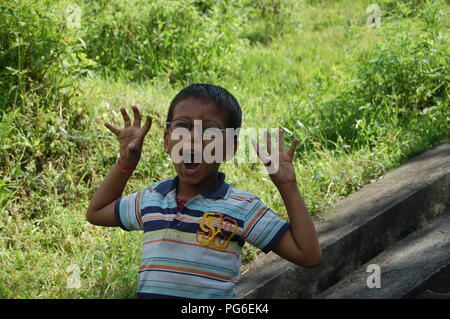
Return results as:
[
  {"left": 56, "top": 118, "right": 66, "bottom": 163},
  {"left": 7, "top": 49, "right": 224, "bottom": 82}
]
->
[
  {"left": 251, "top": 129, "right": 299, "bottom": 188},
  {"left": 104, "top": 106, "right": 152, "bottom": 168}
]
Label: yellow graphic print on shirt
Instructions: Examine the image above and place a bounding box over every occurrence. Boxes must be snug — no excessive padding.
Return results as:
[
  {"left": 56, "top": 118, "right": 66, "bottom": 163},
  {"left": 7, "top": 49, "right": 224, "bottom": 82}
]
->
[{"left": 195, "top": 212, "right": 238, "bottom": 251}]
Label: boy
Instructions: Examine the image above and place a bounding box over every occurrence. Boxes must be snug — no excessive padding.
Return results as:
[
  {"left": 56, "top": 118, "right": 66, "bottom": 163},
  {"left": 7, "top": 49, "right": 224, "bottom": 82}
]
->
[{"left": 86, "top": 84, "right": 322, "bottom": 298}]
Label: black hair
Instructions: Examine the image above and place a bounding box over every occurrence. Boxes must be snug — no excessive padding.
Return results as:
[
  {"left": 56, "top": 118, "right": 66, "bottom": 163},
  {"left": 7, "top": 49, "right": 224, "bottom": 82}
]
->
[{"left": 166, "top": 83, "right": 242, "bottom": 129}]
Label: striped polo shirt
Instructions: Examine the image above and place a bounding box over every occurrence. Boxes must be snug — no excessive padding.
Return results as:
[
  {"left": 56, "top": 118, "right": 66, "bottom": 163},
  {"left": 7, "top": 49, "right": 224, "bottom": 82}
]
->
[{"left": 115, "top": 172, "right": 290, "bottom": 299}]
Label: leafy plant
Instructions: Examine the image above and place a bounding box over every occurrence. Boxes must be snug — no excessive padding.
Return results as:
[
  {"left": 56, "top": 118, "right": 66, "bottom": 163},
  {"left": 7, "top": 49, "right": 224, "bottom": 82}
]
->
[{"left": 0, "top": 0, "right": 95, "bottom": 111}]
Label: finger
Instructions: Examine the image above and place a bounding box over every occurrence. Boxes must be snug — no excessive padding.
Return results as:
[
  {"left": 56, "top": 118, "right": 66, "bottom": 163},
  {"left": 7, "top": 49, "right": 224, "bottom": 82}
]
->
[
  {"left": 262, "top": 130, "right": 272, "bottom": 155},
  {"left": 104, "top": 123, "right": 120, "bottom": 136},
  {"left": 278, "top": 129, "right": 285, "bottom": 153},
  {"left": 120, "top": 107, "right": 131, "bottom": 127},
  {"left": 251, "top": 139, "right": 270, "bottom": 165},
  {"left": 132, "top": 105, "right": 141, "bottom": 128},
  {"left": 287, "top": 138, "right": 299, "bottom": 159},
  {"left": 138, "top": 115, "right": 152, "bottom": 141}
]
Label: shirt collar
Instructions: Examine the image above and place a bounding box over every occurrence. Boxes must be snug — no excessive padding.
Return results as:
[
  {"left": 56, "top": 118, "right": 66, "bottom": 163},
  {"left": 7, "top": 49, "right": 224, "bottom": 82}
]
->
[{"left": 154, "top": 172, "right": 229, "bottom": 199}]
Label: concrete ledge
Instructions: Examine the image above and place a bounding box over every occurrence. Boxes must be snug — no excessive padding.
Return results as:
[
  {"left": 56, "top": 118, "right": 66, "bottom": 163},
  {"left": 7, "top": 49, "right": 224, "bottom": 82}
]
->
[
  {"left": 237, "top": 140, "right": 450, "bottom": 299},
  {"left": 409, "top": 262, "right": 450, "bottom": 298},
  {"left": 314, "top": 214, "right": 450, "bottom": 299}
]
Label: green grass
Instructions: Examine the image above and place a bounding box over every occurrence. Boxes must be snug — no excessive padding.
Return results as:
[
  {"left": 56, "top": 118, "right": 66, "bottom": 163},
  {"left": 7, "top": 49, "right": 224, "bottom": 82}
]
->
[{"left": 0, "top": 0, "right": 449, "bottom": 298}]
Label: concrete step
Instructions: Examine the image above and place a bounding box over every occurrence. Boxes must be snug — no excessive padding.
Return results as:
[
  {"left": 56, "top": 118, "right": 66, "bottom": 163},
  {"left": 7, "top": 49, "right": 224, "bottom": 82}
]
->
[
  {"left": 413, "top": 263, "right": 450, "bottom": 299},
  {"left": 314, "top": 214, "right": 450, "bottom": 299},
  {"left": 237, "top": 140, "right": 450, "bottom": 299}
]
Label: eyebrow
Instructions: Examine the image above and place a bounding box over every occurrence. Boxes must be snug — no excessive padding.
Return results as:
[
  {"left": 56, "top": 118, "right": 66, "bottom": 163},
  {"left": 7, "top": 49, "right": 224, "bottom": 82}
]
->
[{"left": 171, "top": 117, "right": 224, "bottom": 127}]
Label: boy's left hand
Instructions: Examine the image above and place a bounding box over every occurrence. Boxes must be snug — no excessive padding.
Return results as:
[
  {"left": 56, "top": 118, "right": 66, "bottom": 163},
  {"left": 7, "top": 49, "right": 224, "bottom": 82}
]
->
[{"left": 251, "top": 129, "right": 299, "bottom": 189}]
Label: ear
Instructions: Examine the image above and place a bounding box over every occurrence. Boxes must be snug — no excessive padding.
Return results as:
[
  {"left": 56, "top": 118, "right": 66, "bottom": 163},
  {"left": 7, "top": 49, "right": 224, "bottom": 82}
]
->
[{"left": 163, "top": 130, "right": 169, "bottom": 153}]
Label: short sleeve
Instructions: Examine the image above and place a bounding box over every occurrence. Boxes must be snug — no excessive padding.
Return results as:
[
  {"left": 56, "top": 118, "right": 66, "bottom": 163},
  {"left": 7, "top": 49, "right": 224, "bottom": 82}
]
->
[
  {"left": 243, "top": 197, "right": 290, "bottom": 253},
  {"left": 114, "top": 190, "right": 144, "bottom": 231}
]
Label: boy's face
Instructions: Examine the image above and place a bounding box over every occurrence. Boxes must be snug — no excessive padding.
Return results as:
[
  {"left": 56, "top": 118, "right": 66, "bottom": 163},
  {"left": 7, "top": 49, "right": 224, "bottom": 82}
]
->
[{"left": 164, "top": 97, "right": 237, "bottom": 186}]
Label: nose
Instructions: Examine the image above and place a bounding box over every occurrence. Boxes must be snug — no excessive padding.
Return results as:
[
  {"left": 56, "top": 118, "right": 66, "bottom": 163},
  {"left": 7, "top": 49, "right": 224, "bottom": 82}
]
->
[{"left": 181, "top": 124, "right": 203, "bottom": 162}]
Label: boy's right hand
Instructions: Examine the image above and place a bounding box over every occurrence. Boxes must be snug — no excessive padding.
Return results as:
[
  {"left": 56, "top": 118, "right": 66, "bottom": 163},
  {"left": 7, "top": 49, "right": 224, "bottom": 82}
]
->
[{"left": 104, "top": 106, "right": 152, "bottom": 169}]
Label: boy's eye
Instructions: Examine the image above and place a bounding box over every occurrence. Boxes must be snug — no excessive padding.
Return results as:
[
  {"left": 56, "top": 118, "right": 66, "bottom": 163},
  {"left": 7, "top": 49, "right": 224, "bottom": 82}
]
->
[
  {"left": 203, "top": 127, "right": 223, "bottom": 139},
  {"left": 170, "top": 121, "right": 225, "bottom": 140}
]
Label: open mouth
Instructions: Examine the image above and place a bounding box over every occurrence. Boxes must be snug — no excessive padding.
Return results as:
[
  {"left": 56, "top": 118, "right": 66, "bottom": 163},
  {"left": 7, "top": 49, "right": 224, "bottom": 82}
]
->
[
  {"left": 182, "top": 162, "right": 201, "bottom": 175},
  {"left": 181, "top": 151, "right": 202, "bottom": 175}
]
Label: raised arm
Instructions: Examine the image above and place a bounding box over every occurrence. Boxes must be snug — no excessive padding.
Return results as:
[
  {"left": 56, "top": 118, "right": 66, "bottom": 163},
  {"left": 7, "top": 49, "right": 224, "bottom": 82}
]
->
[
  {"left": 251, "top": 129, "right": 323, "bottom": 267},
  {"left": 86, "top": 106, "right": 152, "bottom": 226}
]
